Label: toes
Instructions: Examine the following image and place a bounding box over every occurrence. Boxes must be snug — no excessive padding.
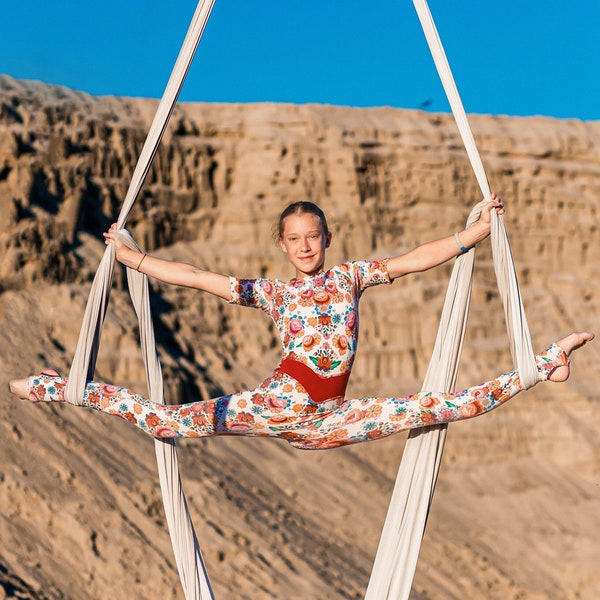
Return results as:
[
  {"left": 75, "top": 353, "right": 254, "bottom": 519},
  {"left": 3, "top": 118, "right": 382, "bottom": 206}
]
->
[{"left": 556, "top": 332, "right": 594, "bottom": 356}]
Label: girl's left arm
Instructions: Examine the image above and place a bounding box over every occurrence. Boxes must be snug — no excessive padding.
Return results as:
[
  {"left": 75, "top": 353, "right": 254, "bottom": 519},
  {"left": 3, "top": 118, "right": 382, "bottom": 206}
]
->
[{"left": 387, "top": 194, "right": 504, "bottom": 281}]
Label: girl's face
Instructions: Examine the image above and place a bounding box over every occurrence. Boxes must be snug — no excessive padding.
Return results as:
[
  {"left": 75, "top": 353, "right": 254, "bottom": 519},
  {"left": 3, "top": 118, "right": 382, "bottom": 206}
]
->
[{"left": 278, "top": 212, "right": 332, "bottom": 279}]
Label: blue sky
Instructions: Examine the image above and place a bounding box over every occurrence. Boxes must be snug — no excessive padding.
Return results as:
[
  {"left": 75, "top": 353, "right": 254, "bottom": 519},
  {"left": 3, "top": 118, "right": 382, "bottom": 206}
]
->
[{"left": 2, "top": 0, "right": 599, "bottom": 120}]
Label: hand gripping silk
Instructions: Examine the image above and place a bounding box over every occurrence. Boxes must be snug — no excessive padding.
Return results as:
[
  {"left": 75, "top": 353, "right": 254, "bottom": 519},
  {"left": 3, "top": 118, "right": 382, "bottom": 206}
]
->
[
  {"left": 64, "top": 1, "right": 217, "bottom": 598},
  {"left": 365, "top": 1, "right": 538, "bottom": 598}
]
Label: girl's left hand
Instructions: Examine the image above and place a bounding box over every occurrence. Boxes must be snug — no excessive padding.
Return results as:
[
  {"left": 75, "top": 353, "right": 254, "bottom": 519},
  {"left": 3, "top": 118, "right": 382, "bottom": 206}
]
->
[{"left": 479, "top": 192, "right": 505, "bottom": 225}]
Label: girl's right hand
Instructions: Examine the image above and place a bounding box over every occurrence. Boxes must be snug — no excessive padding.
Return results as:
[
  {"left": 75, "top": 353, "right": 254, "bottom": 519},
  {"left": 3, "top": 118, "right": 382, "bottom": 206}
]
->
[{"left": 103, "top": 223, "right": 128, "bottom": 263}]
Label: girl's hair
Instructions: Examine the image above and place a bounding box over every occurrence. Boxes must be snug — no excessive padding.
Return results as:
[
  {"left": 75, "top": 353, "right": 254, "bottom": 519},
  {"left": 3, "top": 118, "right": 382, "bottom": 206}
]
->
[{"left": 276, "top": 201, "right": 330, "bottom": 239}]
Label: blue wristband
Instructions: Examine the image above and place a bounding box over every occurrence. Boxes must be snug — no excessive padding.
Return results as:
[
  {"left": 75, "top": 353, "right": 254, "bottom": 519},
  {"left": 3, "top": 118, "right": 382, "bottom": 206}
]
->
[{"left": 454, "top": 232, "right": 469, "bottom": 254}]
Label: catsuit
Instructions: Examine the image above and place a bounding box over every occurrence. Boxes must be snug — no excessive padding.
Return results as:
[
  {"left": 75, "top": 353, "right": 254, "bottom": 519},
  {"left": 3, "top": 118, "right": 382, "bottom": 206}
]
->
[{"left": 26, "top": 260, "right": 568, "bottom": 450}]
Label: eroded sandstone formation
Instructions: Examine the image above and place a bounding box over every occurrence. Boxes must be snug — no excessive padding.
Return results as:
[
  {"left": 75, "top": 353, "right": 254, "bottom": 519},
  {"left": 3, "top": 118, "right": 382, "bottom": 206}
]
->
[{"left": 0, "top": 75, "right": 598, "bottom": 599}]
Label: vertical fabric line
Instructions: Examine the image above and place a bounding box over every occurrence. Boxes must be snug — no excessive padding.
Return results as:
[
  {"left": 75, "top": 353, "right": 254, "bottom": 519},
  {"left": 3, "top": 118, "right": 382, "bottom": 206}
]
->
[
  {"left": 65, "top": 1, "right": 217, "bottom": 598},
  {"left": 366, "top": 1, "right": 538, "bottom": 597}
]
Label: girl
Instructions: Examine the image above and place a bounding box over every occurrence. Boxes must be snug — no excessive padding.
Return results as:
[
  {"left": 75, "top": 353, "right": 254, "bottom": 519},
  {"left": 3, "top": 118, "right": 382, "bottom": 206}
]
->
[{"left": 9, "top": 198, "right": 593, "bottom": 449}]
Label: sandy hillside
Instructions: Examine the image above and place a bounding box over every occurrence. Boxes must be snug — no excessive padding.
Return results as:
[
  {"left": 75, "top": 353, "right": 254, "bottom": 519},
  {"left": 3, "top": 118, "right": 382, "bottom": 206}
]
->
[{"left": 0, "top": 74, "right": 598, "bottom": 599}]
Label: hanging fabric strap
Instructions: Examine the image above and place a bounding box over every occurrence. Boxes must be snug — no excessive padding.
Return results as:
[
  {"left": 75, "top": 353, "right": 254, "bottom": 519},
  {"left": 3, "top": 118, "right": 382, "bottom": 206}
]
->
[
  {"left": 65, "top": 1, "right": 216, "bottom": 598},
  {"left": 365, "top": 1, "right": 538, "bottom": 598}
]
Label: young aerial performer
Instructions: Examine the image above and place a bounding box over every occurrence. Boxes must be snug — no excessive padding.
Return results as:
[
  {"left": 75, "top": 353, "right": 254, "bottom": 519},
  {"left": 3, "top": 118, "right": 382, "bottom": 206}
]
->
[{"left": 9, "top": 196, "right": 594, "bottom": 449}]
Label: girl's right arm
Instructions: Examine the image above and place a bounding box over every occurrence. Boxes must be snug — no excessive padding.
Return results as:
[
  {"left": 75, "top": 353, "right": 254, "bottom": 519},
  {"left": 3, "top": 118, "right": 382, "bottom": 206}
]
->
[{"left": 103, "top": 225, "right": 231, "bottom": 300}]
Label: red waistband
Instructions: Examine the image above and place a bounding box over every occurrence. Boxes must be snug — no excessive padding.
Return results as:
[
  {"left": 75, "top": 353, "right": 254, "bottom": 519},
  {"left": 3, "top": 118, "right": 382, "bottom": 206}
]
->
[{"left": 277, "top": 357, "right": 350, "bottom": 403}]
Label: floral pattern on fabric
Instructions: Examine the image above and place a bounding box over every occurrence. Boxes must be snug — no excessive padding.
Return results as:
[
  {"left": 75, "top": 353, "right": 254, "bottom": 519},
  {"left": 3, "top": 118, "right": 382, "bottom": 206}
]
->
[
  {"left": 28, "top": 343, "right": 568, "bottom": 450},
  {"left": 229, "top": 260, "right": 391, "bottom": 377}
]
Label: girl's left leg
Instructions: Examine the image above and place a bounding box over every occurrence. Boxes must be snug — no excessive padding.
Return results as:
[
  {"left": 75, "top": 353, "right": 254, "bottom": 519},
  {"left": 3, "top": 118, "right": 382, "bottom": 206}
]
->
[{"left": 290, "top": 343, "right": 568, "bottom": 450}]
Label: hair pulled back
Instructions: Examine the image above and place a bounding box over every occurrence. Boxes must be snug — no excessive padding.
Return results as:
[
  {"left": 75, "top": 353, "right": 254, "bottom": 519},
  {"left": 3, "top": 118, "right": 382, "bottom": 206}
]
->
[{"left": 276, "top": 201, "right": 330, "bottom": 239}]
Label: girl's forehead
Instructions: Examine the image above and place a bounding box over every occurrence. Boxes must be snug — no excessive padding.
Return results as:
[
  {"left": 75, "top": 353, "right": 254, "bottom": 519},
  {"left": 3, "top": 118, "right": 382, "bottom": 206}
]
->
[{"left": 281, "top": 212, "right": 323, "bottom": 233}]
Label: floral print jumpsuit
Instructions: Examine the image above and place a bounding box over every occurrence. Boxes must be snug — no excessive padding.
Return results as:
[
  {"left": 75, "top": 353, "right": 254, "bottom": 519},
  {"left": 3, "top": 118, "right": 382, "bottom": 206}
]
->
[{"left": 26, "top": 260, "right": 568, "bottom": 450}]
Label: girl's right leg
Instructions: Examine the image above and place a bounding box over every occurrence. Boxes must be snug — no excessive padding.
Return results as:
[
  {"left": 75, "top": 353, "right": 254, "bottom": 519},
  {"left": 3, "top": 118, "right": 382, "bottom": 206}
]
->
[
  {"left": 22, "top": 373, "right": 230, "bottom": 438},
  {"left": 11, "top": 368, "right": 314, "bottom": 441}
]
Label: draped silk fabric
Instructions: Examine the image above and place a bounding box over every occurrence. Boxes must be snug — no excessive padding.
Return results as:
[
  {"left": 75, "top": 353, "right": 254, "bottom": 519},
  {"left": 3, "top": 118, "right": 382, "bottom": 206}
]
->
[
  {"left": 365, "top": 2, "right": 538, "bottom": 597},
  {"left": 63, "top": 1, "right": 538, "bottom": 598},
  {"left": 65, "top": 1, "right": 217, "bottom": 598}
]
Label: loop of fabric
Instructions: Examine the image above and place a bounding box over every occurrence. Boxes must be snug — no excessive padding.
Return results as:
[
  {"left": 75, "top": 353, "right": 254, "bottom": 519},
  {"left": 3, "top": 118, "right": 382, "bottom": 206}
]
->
[
  {"left": 62, "top": 0, "right": 536, "bottom": 597},
  {"left": 65, "top": 1, "right": 217, "bottom": 598},
  {"left": 366, "top": 2, "right": 538, "bottom": 598}
]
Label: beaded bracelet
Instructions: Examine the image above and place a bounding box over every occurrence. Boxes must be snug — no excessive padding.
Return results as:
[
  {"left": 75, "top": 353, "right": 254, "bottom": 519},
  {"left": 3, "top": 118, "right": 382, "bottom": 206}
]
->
[{"left": 454, "top": 232, "right": 469, "bottom": 254}]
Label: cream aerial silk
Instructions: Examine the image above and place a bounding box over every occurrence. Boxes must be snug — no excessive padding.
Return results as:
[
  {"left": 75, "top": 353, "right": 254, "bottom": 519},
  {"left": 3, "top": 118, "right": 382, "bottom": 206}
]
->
[
  {"left": 64, "top": 1, "right": 217, "bottom": 598},
  {"left": 61, "top": 0, "right": 537, "bottom": 598},
  {"left": 365, "top": 1, "right": 538, "bottom": 598}
]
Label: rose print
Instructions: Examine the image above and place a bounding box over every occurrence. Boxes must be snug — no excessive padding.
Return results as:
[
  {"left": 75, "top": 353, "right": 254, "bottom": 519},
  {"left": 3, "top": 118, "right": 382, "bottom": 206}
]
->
[
  {"left": 228, "top": 422, "right": 253, "bottom": 431},
  {"left": 299, "top": 289, "right": 314, "bottom": 306},
  {"left": 419, "top": 395, "right": 439, "bottom": 409},
  {"left": 471, "top": 388, "right": 487, "bottom": 401},
  {"left": 289, "top": 318, "right": 303, "bottom": 334},
  {"left": 190, "top": 403, "right": 203, "bottom": 414},
  {"left": 344, "top": 409, "right": 364, "bottom": 424},
  {"left": 302, "top": 335, "right": 317, "bottom": 350},
  {"left": 347, "top": 311, "right": 356, "bottom": 330},
  {"left": 261, "top": 280, "right": 274, "bottom": 295},
  {"left": 313, "top": 290, "right": 330, "bottom": 304},
  {"left": 458, "top": 400, "right": 484, "bottom": 418},
  {"left": 155, "top": 426, "right": 178, "bottom": 438},
  {"left": 333, "top": 335, "right": 348, "bottom": 354},
  {"left": 301, "top": 437, "right": 346, "bottom": 450},
  {"left": 228, "top": 412, "right": 255, "bottom": 431},
  {"left": 267, "top": 396, "right": 287, "bottom": 410}
]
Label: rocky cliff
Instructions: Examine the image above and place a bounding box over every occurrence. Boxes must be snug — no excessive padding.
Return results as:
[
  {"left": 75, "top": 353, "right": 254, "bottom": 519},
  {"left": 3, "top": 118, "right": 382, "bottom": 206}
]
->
[{"left": 0, "top": 75, "right": 598, "bottom": 599}]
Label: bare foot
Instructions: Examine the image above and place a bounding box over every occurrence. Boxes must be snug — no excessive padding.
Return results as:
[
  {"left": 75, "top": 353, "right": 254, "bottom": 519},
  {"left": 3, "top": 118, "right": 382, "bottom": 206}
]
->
[
  {"left": 8, "top": 369, "right": 60, "bottom": 400},
  {"left": 549, "top": 332, "right": 594, "bottom": 382}
]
